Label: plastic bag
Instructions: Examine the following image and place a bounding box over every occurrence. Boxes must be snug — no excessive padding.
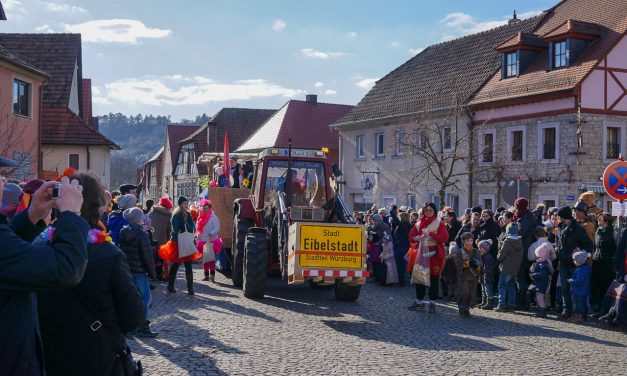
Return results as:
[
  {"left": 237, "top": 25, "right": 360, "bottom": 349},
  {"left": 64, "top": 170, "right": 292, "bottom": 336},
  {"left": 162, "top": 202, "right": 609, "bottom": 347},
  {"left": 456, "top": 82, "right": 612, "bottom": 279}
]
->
[
  {"left": 382, "top": 237, "right": 399, "bottom": 284},
  {"left": 202, "top": 242, "right": 216, "bottom": 263},
  {"left": 177, "top": 228, "right": 197, "bottom": 258},
  {"left": 411, "top": 239, "right": 431, "bottom": 286}
]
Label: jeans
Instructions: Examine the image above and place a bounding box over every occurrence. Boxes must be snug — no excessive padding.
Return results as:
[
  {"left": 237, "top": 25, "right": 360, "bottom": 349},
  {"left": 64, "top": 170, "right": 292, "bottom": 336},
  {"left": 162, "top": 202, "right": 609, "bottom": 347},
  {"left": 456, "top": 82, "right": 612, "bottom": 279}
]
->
[
  {"left": 133, "top": 273, "right": 151, "bottom": 321},
  {"left": 574, "top": 295, "right": 589, "bottom": 316},
  {"left": 560, "top": 267, "right": 573, "bottom": 315},
  {"left": 393, "top": 247, "right": 407, "bottom": 285},
  {"left": 498, "top": 273, "right": 517, "bottom": 307},
  {"left": 482, "top": 282, "right": 494, "bottom": 300}
]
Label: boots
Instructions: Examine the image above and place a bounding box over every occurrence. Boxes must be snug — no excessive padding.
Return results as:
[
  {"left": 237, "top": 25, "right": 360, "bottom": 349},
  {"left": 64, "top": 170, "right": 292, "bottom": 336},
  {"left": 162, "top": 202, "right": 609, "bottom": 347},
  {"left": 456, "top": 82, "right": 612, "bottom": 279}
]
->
[
  {"left": 202, "top": 271, "right": 210, "bottom": 281},
  {"left": 210, "top": 271, "right": 215, "bottom": 283},
  {"left": 477, "top": 296, "right": 488, "bottom": 309},
  {"left": 136, "top": 320, "right": 158, "bottom": 338},
  {"left": 167, "top": 269, "right": 176, "bottom": 293},
  {"left": 186, "top": 270, "right": 195, "bottom": 295},
  {"left": 534, "top": 307, "right": 548, "bottom": 318},
  {"left": 570, "top": 313, "right": 585, "bottom": 323},
  {"left": 481, "top": 297, "right": 496, "bottom": 310}
]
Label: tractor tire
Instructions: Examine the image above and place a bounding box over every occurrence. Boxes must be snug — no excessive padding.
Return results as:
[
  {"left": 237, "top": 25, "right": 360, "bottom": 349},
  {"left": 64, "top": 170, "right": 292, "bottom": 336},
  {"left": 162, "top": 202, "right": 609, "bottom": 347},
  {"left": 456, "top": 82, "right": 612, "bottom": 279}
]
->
[
  {"left": 231, "top": 218, "right": 252, "bottom": 288},
  {"left": 243, "top": 228, "right": 267, "bottom": 299},
  {"left": 333, "top": 281, "right": 362, "bottom": 302},
  {"left": 308, "top": 280, "right": 334, "bottom": 290}
]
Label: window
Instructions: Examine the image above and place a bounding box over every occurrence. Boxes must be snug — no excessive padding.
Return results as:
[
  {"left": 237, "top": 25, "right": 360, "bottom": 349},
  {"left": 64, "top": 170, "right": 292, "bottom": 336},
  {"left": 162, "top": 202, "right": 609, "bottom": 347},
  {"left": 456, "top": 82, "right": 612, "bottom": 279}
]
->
[
  {"left": 482, "top": 133, "right": 494, "bottom": 163},
  {"left": 382, "top": 195, "right": 396, "bottom": 209},
  {"left": 69, "top": 154, "right": 80, "bottom": 170},
  {"left": 478, "top": 194, "right": 496, "bottom": 212},
  {"left": 505, "top": 51, "right": 519, "bottom": 77},
  {"left": 507, "top": 127, "right": 526, "bottom": 162},
  {"left": 554, "top": 41, "right": 567, "bottom": 68},
  {"left": 12, "top": 152, "right": 31, "bottom": 181},
  {"left": 355, "top": 135, "right": 365, "bottom": 158},
  {"left": 442, "top": 126, "right": 452, "bottom": 152},
  {"left": 606, "top": 126, "right": 620, "bottom": 159},
  {"left": 394, "top": 129, "right": 406, "bottom": 156},
  {"left": 537, "top": 123, "right": 560, "bottom": 161},
  {"left": 13, "top": 79, "right": 31, "bottom": 117},
  {"left": 374, "top": 132, "right": 384, "bottom": 157},
  {"left": 539, "top": 195, "right": 559, "bottom": 211},
  {"left": 405, "top": 194, "right": 416, "bottom": 210},
  {"left": 419, "top": 130, "right": 428, "bottom": 150}
]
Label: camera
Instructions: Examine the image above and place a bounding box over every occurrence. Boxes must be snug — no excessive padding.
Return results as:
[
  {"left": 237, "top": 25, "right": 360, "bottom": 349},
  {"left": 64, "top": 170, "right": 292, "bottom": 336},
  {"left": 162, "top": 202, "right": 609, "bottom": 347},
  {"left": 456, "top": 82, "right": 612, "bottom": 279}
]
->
[{"left": 52, "top": 183, "right": 62, "bottom": 200}]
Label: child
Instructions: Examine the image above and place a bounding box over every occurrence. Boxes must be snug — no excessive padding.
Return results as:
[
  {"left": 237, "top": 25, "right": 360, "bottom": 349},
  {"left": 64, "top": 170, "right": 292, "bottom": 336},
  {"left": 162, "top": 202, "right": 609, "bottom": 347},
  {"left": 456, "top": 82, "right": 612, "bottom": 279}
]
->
[
  {"left": 441, "top": 244, "right": 459, "bottom": 301},
  {"left": 453, "top": 232, "right": 481, "bottom": 318},
  {"left": 477, "top": 239, "right": 496, "bottom": 310},
  {"left": 495, "top": 222, "right": 523, "bottom": 312},
  {"left": 119, "top": 207, "right": 158, "bottom": 337},
  {"left": 569, "top": 250, "right": 592, "bottom": 323},
  {"left": 529, "top": 243, "right": 554, "bottom": 318}
]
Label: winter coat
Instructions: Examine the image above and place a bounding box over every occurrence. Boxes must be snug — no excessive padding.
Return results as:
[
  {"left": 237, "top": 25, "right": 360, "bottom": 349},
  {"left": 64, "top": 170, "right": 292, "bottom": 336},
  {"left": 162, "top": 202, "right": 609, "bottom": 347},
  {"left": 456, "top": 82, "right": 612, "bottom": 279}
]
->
[
  {"left": 478, "top": 218, "right": 501, "bottom": 258},
  {"left": 442, "top": 256, "right": 457, "bottom": 283},
  {"left": 480, "top": 252, "right": 496, "bottom": 284},
  {"left": 0, "top": 211, "right": 89, "bottom": 376},
  {"left": 593, "top": 225, "right": 616, "bottom": 279},
  {"left": 454, "top": 247, "right": 482, "bottom": 281},
  {"left": 571, "top": 264, "right": 592, "bottom": 297},
  {"left": 170, "top": 210, "right": 196, "bottom": 242},
  {"left": 497, "top": 236, "right": 523, "bottom": 275},
  {"left": 615, "top": 227, "right": 627, "bottom": 280},
  {"left": 38, "top": 241, "right": 145, "bottom": 376},
  {"left": 556, "top": 221, "right": 594, "bottom": 269},
  {"left": 107, "top": 211, "right": 128, "bottom": 246},
  {"left": 408, "top": 218, "right": 448, "bottom": 276},
  {"left": 198, "top": 211, "right": 220, "bottom": 243},
  {"left": 373, "top": 221, "right": 391, "bottom": 245},
  {"left": 454, "top": 223, "right": 480, "bottom": 248},
  {"left": 149, "top": 206, "right": 172, "bottom": 247},
  {"left": 517, "top": 212, "right": 537, "bottom": 252},
  {"left": 447, "top": 219, "right": 462, "bottom": 246},
  {"left": 527, "top": 238, "right": 557, "bottom": 262},
  {"left": 578, "top": 219, "right": 597, "bottom": 250},
  {"left": 119, "top": 223, "right": 156, "bottom": 278},
  {"left": 529, "top": 260, "right": 551, "bottom": 293},
  {"left": 390, "top": 212, "right": 411, "bottom": 250}
]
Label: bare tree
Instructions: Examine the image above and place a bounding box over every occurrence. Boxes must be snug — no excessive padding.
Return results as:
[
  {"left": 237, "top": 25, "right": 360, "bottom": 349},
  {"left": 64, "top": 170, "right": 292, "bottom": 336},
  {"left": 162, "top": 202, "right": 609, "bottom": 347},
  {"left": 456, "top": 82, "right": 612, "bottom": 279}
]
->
[{"left": 0, "top": 88, "right": 34, "bottom": 179}]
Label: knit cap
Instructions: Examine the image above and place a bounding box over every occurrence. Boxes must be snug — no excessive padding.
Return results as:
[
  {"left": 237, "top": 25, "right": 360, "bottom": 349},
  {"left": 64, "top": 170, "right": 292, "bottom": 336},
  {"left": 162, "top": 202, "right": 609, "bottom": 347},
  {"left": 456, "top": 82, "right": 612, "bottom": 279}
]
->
[
  {"left": 557, "top": 206, "right": 573, "bottom": 220},
  {"left": 117, "top": 194, "right": 137, "bottom": 210},
  {"left": 2, "top": 183, "right": 22, "bottom": 206},
  {"left": 123, "top": 207, "right": 144, "bottom": 225},
  {"left": 477, "top": 239, "right": 493, "bottom": 252},
  {"left": 572, "top": 250, "right": 588, "bottom": 266},
  {"left": 506, "top": 222, "right": 520, "bottom": 236},
  {"left": 158, "top": 196, "right": 173, "bottom": 209},
  {"left": 178, "top": 195, "right": 189, "bottom": 206},
  {"left": 371, "top": 214, "right": 383, "bottom": 223},
  {"left": 514, "top": 197, "right": 529, "bottom": 211}
]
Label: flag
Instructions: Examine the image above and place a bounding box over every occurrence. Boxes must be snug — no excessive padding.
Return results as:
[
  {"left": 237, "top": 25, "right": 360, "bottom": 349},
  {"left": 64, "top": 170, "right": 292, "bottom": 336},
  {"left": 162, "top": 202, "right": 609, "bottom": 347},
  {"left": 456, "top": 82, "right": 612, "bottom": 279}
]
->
[{"left": 223, "top": 132, "right": 230, "bottom": 188}]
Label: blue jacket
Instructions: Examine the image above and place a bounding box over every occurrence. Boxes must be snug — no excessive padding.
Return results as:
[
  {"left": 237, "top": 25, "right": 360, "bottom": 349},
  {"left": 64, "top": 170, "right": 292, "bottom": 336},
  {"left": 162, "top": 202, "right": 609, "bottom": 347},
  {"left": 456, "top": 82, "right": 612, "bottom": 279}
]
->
[
  {"left": 0, "top": 211, "right": 89, "bottom": 376},
  {"left": 571, "top": 264, "right": 592, "bottom": 297},
  {"left": 107, "top": 211, "right": 128, "bottom": 246}
]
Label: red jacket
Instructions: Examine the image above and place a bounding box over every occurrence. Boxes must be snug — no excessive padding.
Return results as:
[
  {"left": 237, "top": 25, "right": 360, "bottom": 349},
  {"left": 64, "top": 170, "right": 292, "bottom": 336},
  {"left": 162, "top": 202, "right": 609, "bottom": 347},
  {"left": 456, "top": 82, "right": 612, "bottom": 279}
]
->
[{"left": 407, "top": 219, "right": 448, "bottom": 276}]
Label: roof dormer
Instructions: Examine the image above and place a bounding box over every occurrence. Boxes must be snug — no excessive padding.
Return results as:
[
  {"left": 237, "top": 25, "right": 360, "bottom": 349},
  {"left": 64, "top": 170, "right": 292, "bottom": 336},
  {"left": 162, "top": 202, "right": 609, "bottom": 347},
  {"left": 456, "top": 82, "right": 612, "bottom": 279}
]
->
[
  {"left": 542, "top": 19, "right": 600, "bottom": 70},
  {"left": 497, "top": 32, "right": 546, "bottom": 79}
]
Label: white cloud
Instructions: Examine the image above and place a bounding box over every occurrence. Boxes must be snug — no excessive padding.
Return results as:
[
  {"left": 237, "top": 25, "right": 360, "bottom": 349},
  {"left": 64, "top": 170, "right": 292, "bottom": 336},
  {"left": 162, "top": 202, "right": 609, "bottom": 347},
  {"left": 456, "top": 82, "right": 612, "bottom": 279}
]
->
[
  {"left": 63, "top": 19, "right": 171, "bottom": 44},
  {"left": 272, "top": 19, "right": 286, "bottom": 31},
  {"left": 3, "top": 0, "right": 22, "bottom": 11},
  {"left": 34, "top": 24, "right": 55, "bottom": 33},
  {"left": 440, "top": 9, "right": 544, "bottom": 38},
  {"left": 300, "top": 48, "right": 347, "bottom": 60},
  {"left": 3, "top": 0, "right": 27, "bottom": 17},
  {"left": 314, "top": 82, "right": 324, "bottom": 88},
  {"left": 390, "top": 41, "right": 400, "bottom": 48},
  {"left": 97, "top": 76, "right": 303, "bottom": 106},
  {"left": 355, "top": 77, "right": 379, "bottom": 90},
  {"left": 349, "top": 31, "right": 357, "bottom": 39},
  {"left": 44, "top": 2, "right": 88, "bottom": 13},
  {"left": 324, "top": 89, "right": 337, "bottom": 96},
  {"left": 408, "top": 47, "right": 424, "bottom": 56}
]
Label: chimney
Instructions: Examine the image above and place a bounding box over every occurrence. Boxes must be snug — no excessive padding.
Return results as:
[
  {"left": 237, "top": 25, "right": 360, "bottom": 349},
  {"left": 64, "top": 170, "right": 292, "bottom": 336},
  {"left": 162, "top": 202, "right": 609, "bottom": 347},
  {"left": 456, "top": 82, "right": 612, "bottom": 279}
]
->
[
  {"left": 92, "top": 116, "right": 99, "bottom": 131},
  {"left": 306, "top": 94, "right": 317, "bottom": 105},
  {"left": 81, "top": 78, "right": 93, "bottom": 127},
  {"left": 508, "top": 10, "right": 520, "bottom": 24}
]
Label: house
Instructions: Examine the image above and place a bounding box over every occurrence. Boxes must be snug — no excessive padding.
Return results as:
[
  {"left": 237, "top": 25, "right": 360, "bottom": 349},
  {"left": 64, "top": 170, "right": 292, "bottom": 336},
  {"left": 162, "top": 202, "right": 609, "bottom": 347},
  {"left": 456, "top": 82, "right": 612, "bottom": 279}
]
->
[
  {"left": 161, "top": 124, "right": 200, "bottom": 197},
  {"left": 142, "top": 146, "right": 163, "bottom": 202},
  {"left": 469, "top": 0, "right": 627, "bottom": 211},
  {"left": 0, "top": 44, "right": 48, "bottom": 181},
  {"left": 237, "top": 95, "right": 351, "bottom": 162},
  {"left": 331, "top": 16, "right": 541, "bottom": 212},
  {"left": 0, "top": 33, "right": 119, "bottom": 187},
  {"left": 174, "top": 108, "right": 275, "bottom": 197}
]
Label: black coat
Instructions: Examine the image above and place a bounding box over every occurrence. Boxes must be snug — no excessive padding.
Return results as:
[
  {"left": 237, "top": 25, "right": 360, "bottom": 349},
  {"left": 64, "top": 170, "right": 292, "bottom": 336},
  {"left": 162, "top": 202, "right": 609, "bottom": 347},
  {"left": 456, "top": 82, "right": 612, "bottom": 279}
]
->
[
  {"left": 455, "top": 223, "right": 480, "bottom": 248},
  {"left": 119, "top": 223, "right": 156, "bottom": 278},
  {"left": 593, "top": 225, "right": 616, "bottom": 278},
  {"left": 38, "top": 241, "right": 145, "bottom": 376},
  {"left": 613, "top": 227, "right": 627, "bottom": 280},
  {"left": 0, "top": 211, "right": 88, "bottom": 376},
  {"left": 447, "top": 220, "right": 462, "bottom": 245},
  {"left": 478, "top": 219, "right": 501, "bottom": 258},
  {"left": 556, "top": 220, "right": 594, "bottom": 269},
  {"left": 390, "top": 213, "right": 411, "bottom": 250}
]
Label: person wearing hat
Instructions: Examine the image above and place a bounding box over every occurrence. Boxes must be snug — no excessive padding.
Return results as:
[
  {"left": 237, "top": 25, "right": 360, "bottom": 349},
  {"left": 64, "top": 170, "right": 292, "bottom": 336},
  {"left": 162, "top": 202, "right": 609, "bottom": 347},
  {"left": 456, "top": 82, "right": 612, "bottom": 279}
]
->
[
  {"left": 369, "top": 213, "right": 391, "bottom": 285},
  {"left": 513, "top": 197, "right": 537, "bottom": 310},
  {"left": 107, "top": 194, "right": 138, "bottom": 246},
  {"left": 573, "top": 200, "right": 595, "bottom": 245},
  {"left": 495, "top": 222, "right": 524, "bottom": 312},
  {"left": 555, "top": 206, "right": 593, "bottom": 319},
  {"left": 119, "top": 184, "right": 138, "bottom": 196},
  {"left": 1, "top": 182, "right": 22, "bottom": 219},
  {"left": 196, "top": 199, "right": 221, "bottom": 282},
  {"left": 568, "top": 250, "right": 592, "bottom": 323},
  {"left": 165, "top": 195, "right": 199, "bottom": 295},
  {"left": 119, "top": 207, "right": 158, "bottom": 337},
  {"left": 579, "top": 191, "right": 603, "bottom": 217},
  {"left": 149, "top": 197, "right": 174, "bottom": 280}
]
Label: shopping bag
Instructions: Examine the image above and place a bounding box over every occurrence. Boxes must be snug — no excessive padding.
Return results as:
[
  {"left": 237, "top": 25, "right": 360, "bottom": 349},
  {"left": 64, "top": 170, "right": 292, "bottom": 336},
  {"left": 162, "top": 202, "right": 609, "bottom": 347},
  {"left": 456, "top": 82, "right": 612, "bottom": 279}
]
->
[
  {"left": 177, "top": 228, "right": 197, "bottom": 258},
  {"left": 202, "top": 242, "right": 216, "bottom": 263},
  {"left": 410, "top": 239, "right": 430, "bottom": 286}
]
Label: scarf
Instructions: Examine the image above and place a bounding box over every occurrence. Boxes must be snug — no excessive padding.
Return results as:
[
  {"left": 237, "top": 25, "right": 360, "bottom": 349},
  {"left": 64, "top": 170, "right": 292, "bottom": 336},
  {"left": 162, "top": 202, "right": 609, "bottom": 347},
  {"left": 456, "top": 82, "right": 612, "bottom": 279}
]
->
[
  {"left": 418, "top": 214, "right": 436, "bottom": 233},
  {"left": 196, "top": 209, "right": 212, "bottom": 236},
  {"left": 41, "top": 226, "right": 113, "bottom": 244}
]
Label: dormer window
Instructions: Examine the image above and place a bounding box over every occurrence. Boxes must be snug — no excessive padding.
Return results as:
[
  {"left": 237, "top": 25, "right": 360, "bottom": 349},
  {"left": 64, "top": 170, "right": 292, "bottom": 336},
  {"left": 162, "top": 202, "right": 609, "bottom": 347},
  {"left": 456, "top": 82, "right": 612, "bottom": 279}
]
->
[
  {"left": 506, "top": 51, "right": 519, "bottom": 77},
  {"left": 553, "top": 40, "right": 568, "bottom": 68}
]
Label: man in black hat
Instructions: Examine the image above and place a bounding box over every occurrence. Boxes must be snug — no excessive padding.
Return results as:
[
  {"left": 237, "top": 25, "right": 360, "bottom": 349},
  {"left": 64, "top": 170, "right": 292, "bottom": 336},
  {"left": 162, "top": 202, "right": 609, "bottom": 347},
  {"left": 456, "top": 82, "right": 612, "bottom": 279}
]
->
[
  {"left": 574, "top": 201, "right": 595, "bottom": 247},
  {"left": 555, "top": 206, "right": 593, "bottom": 319},
  {"left": 119, "top": 184, "right": 138, "bottom": 196}
]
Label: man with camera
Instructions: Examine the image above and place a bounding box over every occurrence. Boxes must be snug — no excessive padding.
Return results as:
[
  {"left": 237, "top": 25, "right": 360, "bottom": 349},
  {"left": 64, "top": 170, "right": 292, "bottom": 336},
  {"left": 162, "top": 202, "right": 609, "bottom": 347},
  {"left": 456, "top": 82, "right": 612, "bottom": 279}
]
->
[{"left": 0, "top": 176, "right": 88, "bottom": 376}]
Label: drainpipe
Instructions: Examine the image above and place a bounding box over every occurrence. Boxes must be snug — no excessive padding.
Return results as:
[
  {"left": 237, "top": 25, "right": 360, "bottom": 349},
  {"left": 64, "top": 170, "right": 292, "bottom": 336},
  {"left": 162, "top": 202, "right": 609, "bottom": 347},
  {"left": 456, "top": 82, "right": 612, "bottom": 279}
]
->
[
  {"left": 86, "top": 145, "right": 91, "bottom": 170},
  {"left": 37, "top": 83, "right": 44, "bottom": 178}
]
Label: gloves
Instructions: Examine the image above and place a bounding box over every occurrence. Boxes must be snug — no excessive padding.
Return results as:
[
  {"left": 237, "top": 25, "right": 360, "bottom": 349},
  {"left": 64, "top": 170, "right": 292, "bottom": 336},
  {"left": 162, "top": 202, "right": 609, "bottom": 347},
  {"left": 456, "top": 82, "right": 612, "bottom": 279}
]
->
[
  {"left": 469, "top": 259, "right": 480, "bottom": 269},
  {"left": 422, "top": 251, "right": 435, "bottom": 257}
]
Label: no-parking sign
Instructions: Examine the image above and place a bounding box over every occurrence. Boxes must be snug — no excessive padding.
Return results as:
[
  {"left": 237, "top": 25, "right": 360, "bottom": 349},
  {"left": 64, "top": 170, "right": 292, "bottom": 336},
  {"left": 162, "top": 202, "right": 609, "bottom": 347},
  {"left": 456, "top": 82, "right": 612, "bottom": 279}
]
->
[{"left": 603, "top": 160, "right": 627, "bottom": 200}]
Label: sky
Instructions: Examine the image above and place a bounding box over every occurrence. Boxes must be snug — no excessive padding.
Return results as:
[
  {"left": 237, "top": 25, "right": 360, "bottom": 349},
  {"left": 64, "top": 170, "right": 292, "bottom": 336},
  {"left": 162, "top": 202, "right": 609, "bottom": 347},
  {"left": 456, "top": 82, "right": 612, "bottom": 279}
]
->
[{"left": 1, "top": 0, "right": 558, "bottom": 121}]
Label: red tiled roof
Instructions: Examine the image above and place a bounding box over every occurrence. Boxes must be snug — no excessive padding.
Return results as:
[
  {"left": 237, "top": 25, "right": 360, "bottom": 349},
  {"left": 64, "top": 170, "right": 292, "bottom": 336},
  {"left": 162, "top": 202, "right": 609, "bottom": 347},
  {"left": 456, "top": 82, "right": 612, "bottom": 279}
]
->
[
  {"left": 166, "top": 124, "right": 199, "bottom": 173},
  {"left": 496, "top": 32, "right": 546, "bottom": 51},
  {"left": 333, "top": 16, "right": 542, "bottom": 126},
  {"left": 42, "top": 108, "right": 119, "bottom": 149},
  {"left": 209, "top": 108, "right": 276, "bottom": 152},
  {"left": 470, "top": 0, "right": 627, "bottom": 106},
  {"left": 179, "top": 126, "right": 209, "bottom": 175},
  {"left": 0, "top": 44, "right": 48, "bottom": 78},
  {"left": 542, "top": 19, "right": 601, "bottom": 39},
  {"left": 0, "top": 33, "right": 81, "bottom": 108}
]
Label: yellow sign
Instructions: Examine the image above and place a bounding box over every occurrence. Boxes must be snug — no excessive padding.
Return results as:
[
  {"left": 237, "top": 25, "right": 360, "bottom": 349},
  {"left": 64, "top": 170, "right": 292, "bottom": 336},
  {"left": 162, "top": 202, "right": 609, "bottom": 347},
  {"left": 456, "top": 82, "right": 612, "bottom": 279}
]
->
[{"left": 297, "top": 224, "right": 365, "bottom": 269}]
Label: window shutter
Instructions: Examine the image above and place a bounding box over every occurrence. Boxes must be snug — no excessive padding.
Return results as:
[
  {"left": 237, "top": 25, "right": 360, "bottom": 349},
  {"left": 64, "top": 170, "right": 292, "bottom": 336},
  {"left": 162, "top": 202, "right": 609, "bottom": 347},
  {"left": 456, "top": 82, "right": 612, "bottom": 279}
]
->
[
  {"left": 547, "top": 42, "right": 553, "bottom": 71},
  {"left": 516, "top": 50, "right": 520, "bottom": 76},
  {"left": 565, "top": 38, "right": 571, "bottom": 67},
  {"left": 500, "top": 53, "right": 506, "bottom": 80}
]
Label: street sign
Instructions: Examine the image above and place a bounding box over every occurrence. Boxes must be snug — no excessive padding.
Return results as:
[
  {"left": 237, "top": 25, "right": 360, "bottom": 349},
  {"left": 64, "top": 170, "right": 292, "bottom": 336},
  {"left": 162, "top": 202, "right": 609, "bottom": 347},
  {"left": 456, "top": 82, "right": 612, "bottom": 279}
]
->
[
  {"left": 566, "top": 194, "right": 576, "bottom": 201},
  {"left": 611, "top": 201, "right": 627, "bottom": 217},
  {"left": 602, "top": 160, "right": 627, "bottom": 200}
]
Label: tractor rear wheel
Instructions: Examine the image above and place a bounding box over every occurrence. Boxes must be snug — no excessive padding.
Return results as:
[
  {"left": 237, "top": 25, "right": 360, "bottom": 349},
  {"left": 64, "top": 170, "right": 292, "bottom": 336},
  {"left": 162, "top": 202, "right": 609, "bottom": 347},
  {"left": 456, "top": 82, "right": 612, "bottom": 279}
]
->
[
  {"left": 333, "top": 281, "right": 361, "bottom": 301},
  {"left": 232, "top": 217, "right": 252, "bottom": 288},
  {"left": 243, "top": 228, "right": 267, "bottom": 299}
]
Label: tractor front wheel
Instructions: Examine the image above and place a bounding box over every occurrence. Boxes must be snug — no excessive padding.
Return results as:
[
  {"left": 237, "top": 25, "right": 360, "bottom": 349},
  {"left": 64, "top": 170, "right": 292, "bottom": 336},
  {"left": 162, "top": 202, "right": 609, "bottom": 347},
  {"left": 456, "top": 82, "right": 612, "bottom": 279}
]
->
[{"left": 243, "top": 228, "right": 267, "bottom": 299}]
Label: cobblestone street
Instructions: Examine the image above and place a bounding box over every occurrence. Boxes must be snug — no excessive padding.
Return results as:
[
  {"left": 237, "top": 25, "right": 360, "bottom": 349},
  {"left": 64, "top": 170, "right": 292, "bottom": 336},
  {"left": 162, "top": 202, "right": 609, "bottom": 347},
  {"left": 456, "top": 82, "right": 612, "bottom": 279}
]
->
[{"left": 129, "top": 266, "right": 626, "bottom": 375}]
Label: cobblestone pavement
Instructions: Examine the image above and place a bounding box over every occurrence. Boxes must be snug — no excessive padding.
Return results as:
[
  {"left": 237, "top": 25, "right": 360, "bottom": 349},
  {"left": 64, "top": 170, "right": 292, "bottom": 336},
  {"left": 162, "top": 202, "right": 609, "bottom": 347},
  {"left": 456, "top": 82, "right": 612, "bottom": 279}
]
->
[{"left": 129, "top": 266, "right": 626, "bottom": 376}]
